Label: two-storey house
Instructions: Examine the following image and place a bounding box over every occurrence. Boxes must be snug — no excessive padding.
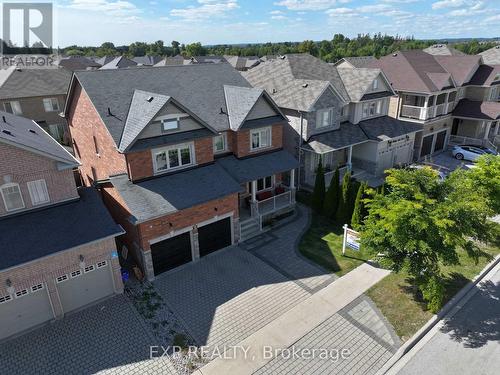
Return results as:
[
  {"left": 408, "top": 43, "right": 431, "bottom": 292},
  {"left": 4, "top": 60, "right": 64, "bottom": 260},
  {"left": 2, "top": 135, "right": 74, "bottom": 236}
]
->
[
  {"left": 0, "top": 67, "right": 72, "bottom": 145},
  {"left": 0, "top": 111, "right": 123, "bottom": 340},
  {"left": 243, "top": 54, "right": 422, "bottom": 188},
  {"left": 64, "top": 63, "right": 298, "bottom": 281}
]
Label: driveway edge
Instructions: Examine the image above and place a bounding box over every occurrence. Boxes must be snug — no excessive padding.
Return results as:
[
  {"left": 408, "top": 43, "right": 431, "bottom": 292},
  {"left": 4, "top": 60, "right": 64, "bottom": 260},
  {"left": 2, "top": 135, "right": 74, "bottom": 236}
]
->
[{"left": 376, "top": 253, "right": 500, "bottom": 375}]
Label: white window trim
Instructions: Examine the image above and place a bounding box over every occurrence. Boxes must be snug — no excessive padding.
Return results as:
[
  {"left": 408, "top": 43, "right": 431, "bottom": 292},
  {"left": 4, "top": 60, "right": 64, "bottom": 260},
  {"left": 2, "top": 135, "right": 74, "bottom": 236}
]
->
[
  {"left": 256, "top": 175, "right": 275, "bottom": 192},
  {"left": 152, "top": 142, "right": 195, "bottom": 174},
  {"left": 56, "top": 274, "right": 68, "bottom": 283},
  {"left": 161, "top": 118, "right": 180, "bottom": 132},
  {"left": 70, "top": 270, "right": 82, "bottom": 278},
  {"left": 0, "top": 294, "right": 12, "bottom": 304},
  {"left": 250, "top": 127, "right": 272, "bottom": 151},
  {"left": 3, "top": 101, "right": 22, "bottom": 115},
  {"left": 27, "top": 179, "right": 50, "bottom": 206},
  {"left": 43, "top": 97, "right": 60, "bottom": 112},
  {"left": 1, "top": 182, "right": 25, "bottom": 212},
  {"left": 316, "top": 108, "right": 335, "bottom": 128},
  {"left": 362, "top": 99, "right": 384, "bottom": 119},
  {"left": 213, "top": 133, "right": 227, "bottom": 153},
  {"left": 15, "top": 289, "right": 29, "bottom": 298}
]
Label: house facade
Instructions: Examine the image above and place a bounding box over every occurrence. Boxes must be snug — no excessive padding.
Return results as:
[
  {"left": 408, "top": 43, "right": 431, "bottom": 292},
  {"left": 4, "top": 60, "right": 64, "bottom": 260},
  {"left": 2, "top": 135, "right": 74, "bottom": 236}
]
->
[
  {"left": 65, "top": 63, "right": 298, "bottom": 280},
  {"left": 243, "top": 54, "right": 421, "bottom": 188},
  {"left": 368, "top": 50, "right": 500, "bottom": 159},
  {"left": 0, "top": 111, "right": 123, "bottom": 340},
  {"left": 0, "top": 67, "right": 72, "bottom": 146}
]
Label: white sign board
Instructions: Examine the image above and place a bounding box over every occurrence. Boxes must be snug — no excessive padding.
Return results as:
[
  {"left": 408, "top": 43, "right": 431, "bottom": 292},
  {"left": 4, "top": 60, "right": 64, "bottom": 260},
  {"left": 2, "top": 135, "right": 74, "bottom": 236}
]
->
[{"left": 342, "top": 225, "right": 361, "bottom": 254}]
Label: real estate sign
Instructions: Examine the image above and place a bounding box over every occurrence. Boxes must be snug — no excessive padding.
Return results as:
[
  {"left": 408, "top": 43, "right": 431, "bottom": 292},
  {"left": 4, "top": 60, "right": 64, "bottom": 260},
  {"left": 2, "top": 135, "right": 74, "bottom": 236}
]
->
[{"left": 342, "top": 225, "right": 361, "bottom": 254}]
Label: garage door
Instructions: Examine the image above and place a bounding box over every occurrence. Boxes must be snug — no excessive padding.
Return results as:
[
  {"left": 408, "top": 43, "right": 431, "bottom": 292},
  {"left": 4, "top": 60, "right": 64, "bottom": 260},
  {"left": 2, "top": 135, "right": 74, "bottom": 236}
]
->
[
  {"left": 151, "top": 232, "right": 192, "bottom": 275},
  {"left": 434, "top": 130, "right": 447, "bottom": 153},
  {"left": 0, "top": 284, "right": 53, "bottom": 339},
  {"left": 199, "top": 217, "right": 232, "bottom": 257},
  {"left": 57, "top": 261, "right": 115, "bottom": 314},
  {"left": 420, "top": 134, "right": 434, "bottom": 158}
]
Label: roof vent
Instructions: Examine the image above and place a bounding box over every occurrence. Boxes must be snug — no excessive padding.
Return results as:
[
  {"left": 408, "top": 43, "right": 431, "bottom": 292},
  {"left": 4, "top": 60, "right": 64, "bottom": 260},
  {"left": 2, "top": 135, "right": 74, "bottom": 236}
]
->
[
  {"left": 29, "top": 129, "right": 36, "bottom": 134},
  {"left": 302, "top": 83, "right": 308, "bottom": 88},
  {"left": 280, "top": 55, "right": 286, "bottom": 60},
  {"left": 2, "top": 129, "right": 12, "bottom": 136},
  {"left": 392, "top": 53, "right": 397, "bottom": 57},
  {"left": 147, "top": 96, "right": 154, "bottom": 102},
  {"left": 272, "top": 88, "right": 277, "bottom": 94},
  {"left": 107, "top": 107, "right": 112, "bottom": 116}
]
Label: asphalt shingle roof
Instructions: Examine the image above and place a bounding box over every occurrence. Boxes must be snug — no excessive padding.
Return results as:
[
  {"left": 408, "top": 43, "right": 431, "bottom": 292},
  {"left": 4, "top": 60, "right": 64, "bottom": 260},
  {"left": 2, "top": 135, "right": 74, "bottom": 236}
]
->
[
  {"left": 217, "top": 149, "right": 299, "bottom": 184},
  {"left": 334, "top": 56, "right": 375, "bottom": 68},
  {"left": 74, "top": 64, "right": 253, "bottom": 146},
  {"left": 453, "top": 99, "right": 500, "bottom": 120},
  {"left": 337, "top": 67, "right": 386, "bottom": 102},
  {"left": 0, "top": 110, "right": 78, "bottom": 165},
  {"left": 479, "top": 46, "right": 500, "bottom": 65},
  {"left": 129, "top": 129, "right": 213, "bottom": 152},
  {"left": 0, "top": 188, "right": 123, "bottom": 270},
  {"left": 100, "top": 56, "right": 138, "bottom": 70},
  {"left": 110, "top": 163, "right": 242, "bottom": 222},
  {"left": 423, "top": 45, "right": 466, "bottom": 56},
  {"left": 467, "top": 65, "right": 500, "bottom": 86},
  {"left": 434, "top": 55, "right": 482, "bottom": 86},
  {"left": 132, "top": 56, "right": 163, "bottom": 66},
  {"left": 57, "top": 56, "right": 101, "bottom": 71},
  {"left": 304, "top": 123, "right": 369, "bottom": 153},
  {"left": 0, "top": 67, "right": 71, "bottom": 99},
  {"left": 358, "top": 116, "right": 423, "bottom": 141},
  {"left": 224, "top": 85, "right": 267, "bottom": 130}
]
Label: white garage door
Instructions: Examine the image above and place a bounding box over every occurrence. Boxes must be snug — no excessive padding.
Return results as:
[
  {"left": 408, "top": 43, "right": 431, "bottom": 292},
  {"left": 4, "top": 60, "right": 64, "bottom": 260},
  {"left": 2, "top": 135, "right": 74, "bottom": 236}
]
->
[
  {"left": 56, "top": 261, "right": 115, "bottom": 314},
  {"left": 0, "top": 283, "right": 53, "bottom": 340}
]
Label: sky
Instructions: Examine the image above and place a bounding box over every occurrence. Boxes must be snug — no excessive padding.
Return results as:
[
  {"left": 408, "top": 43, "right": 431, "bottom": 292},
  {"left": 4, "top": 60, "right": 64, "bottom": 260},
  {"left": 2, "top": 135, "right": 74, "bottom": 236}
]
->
[{"left": 46, "top": 0, "right": 500, "bottom": 46}]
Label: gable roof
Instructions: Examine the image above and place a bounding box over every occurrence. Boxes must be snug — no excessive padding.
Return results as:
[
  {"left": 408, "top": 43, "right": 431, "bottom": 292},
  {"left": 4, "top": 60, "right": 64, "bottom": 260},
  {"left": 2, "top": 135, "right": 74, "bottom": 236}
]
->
[
  {"left": 479, "top": 46, "right": 500, "bottom": 65},
  {"left": 367, "top": 50, "right": 455, "bottom": 93},
  {"left": 100, "top": 56, "right": 138, "bottom": 70},
  {"left": 467, "top": 65, "right": 500, "bottom": 86},
  {"left": 242, "top": 54, "right": 349, "bottom": 112},
  {"left": 453, "top": 99, "right": 500, "bottom": 120},
  {"left": 434, "top": 55, "right": 482, "bottom": 86},
  {"left": 0, "top": 67, "right": 71, "bottom": 99},
  {"left": 132, "top": 56, "right": 163, "bottom": 66},
  {"left": 423, "top": 44, "right": 466, "bottom": 56},
  {"left": 94, "top": 56, "right": 115, "bottom": 66},
  {"left": 337, "top": 67, "right": 392, "bottom": 102},
  {"left": 154, "top": 55, "right": 186, "bottom": 66},
  {"left": 57, "top": 56, "right": 102, "bottom": 71},
  {"left": 71, "top": 63, "right": 253, "bottom": 146},
  {"left": 0, "top": 110, "right": 78, "bottom": 166},
  {"left": 333, "top": 56, "right": 375, "bottom": 68}
]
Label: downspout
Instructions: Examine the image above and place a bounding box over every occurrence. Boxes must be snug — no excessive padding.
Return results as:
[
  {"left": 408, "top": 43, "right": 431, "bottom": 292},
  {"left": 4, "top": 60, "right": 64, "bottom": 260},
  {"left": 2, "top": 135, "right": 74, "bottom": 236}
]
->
[{"left": 297, "top": 111, "right": 304, "bottom": 190}]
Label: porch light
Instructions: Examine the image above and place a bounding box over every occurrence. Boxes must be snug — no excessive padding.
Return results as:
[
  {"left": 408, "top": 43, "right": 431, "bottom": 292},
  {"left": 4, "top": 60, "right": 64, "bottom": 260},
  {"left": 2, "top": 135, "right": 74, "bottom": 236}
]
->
[
  {"left": 6, "top": 279, "right": 15, "bottom": 295},
  {"left": 79, "top": 254, "right": 85, "bottom": 269}
]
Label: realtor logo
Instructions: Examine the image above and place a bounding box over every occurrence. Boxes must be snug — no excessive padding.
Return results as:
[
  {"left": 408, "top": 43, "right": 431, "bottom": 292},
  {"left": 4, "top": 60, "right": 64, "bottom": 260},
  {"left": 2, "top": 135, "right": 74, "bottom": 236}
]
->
[{"left": 2, "top": 3, "right": 53, "bottom": 50}]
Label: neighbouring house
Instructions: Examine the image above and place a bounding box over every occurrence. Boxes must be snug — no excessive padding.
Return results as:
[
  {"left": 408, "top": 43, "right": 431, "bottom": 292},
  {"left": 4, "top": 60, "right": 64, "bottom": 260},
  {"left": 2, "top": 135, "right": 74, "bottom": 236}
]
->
[
  {"left": 333, "top": 56, "right": 376, "bottom": 69},
  {"left": 0, "top": 67, "right": 72, "bottom": 145},
  {"left": 243, "top": 54, "right": 421, "bottom": 188},
  {"left": 132, "top": 55, "right": 163, "bottom": 66},
  {"left": 479, "top": 45, "right": 500, "bottom": 65},
  {"left": 57, "top": 56, "right": 102, "bottom": 71},
  {"left": 225, "top": 55, "right": 261, "bottom": 71},
  {"left": 64, "top": 63, "right": 298, "bottom": 280},
  {"left": 0, "top": 111, "right": 123, "bottom": 340},
  {"left": 154, "top": 55, "right": 187, "bottom": 66},
  {"left": 99, "top": 56, "right": 138, "bottom": 70},
  {"left": 423, "top": 44, "right": 466, "bottom": 56},
  {"left": 368, "top": 50, "right": 500, "bottom": 158}
]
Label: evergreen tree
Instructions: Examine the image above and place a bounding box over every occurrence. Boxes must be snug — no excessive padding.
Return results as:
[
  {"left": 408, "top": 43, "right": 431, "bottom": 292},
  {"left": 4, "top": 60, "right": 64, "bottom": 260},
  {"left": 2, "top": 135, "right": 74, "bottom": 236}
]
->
[
  {"left": 323, "top": 168, "right": 340, "bottom": 218},
  {"left": 351, "top": 182, "right": 367, "bottom": 230},
  {"left": 337, "top": 172, "right": 352, "bottom": 224},
  {"left": 311, "top": 157, "right": 326, "bottom": 213}
]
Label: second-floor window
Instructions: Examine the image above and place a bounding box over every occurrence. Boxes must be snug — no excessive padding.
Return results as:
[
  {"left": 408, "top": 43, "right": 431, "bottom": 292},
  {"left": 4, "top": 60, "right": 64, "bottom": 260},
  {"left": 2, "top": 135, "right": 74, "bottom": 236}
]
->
[
  {"left": 161, "top": 118, "right": 179, "bottom": 132},
  {"left": 27, "top": 179, "right": 49, "bottom": 206},
  {"left": 43, "top": 98, "right": 60, "bottom": 112},
  {"left": 316, "top": 108, "right": 334, "bottom": 128},
  {"left": 1, "top": 183, "right": 25, "bottom": 212},
  {"left": 490, "top": 87, "right": 499, "bottom": 101},
  {"left": 250, "top": 127, "right": 271, "bottom": 150},
  {"left": 153, "top": 143, "right": 194, "bottom": 173},
  {"left": 214, "top": 133, "right": 227, "bottom": 153},
  {"left": 362, "top": 100, "right": 383, "bottom": 119},
  {"left": 3, "top": 101, "right": 22, "bottom": 115}
]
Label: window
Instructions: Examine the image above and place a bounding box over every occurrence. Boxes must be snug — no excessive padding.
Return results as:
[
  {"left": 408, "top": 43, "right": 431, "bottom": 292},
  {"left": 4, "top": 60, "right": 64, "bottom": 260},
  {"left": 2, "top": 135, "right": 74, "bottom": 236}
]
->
[
  {"left": 56, "top": 275, "right": 68, "bottom": 283},
  {"left": 70, "top": 270, "right": 82, "bottom": 278},
  {"left": 0, "top": 294, "right": 12, "bottom": 304},
  {"left": 161, "top": 119, "right": 179, "bottom": 132},
  {"left": 31, "top": 284, "right": 44, "bottom": 293},
  {"left": 490, "top": 87, "right": 498, "bottom": 101},
  {"left": 213, "top": 133, "right": 227, "bottom": 153},
  {"left": 316, "top": 108, "right": 334, "bottom": 128},
  {"left": 97, "top": 260, "right": 107, "bottom": 268},
  {"left": 84, "top": 265, "right": 95, "bottom": 273},
  {"left": 257, "top": 176, "right": 273, "bottom": 191},
  {"left": 250, "top": 127, "right": 272, "bottom": 150},
  {"left": 448, "top": 91, "right": 457, "bottom": 102},
  {"left": 27, "top": 179, "right": 50, "bottom": 206},
  {"left": 15, "top": 289, "right": 29, "bottom": 298},
  {"left": 372, "top": 79, "right": 378, "bottom": 90},
  {"left": 3, "top": 101, "right": 22, "bottom": 115},
  {"left": 43, "top": 98, "right": 60, "bottom": 112},
  {"left": 362, "top": 100, "right": 383, "bottom": 118},
  {"left": 153, "top": 143, "right": 194, "bottom": 173},
  {"left": 1, "top": 183, "right": 25, "bottom": 212}
]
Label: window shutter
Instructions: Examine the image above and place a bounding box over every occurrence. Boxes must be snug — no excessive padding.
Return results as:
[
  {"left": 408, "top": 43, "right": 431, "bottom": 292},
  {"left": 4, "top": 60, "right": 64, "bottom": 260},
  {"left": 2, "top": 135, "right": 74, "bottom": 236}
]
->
[{"left": 27, "top": 180, "right": 49, "bottom": 205}]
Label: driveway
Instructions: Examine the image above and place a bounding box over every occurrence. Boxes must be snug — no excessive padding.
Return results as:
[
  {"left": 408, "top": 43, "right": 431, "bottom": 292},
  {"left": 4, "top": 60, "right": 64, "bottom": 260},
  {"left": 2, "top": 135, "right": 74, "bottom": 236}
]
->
[{"left": 421, "top": 151, "right": 475, "bottom": 175}]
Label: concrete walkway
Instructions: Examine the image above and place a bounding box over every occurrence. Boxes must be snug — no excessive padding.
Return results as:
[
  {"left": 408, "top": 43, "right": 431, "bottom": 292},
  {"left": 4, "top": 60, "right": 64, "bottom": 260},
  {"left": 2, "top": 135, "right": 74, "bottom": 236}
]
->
[{"left": 195, "top": 263, "right": 391, "bottom": 375}]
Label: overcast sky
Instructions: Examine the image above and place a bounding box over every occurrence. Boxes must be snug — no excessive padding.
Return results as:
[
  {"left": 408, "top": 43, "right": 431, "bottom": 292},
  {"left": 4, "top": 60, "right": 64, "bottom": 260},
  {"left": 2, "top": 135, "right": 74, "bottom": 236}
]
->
[{"left": 47, "top": 0, "right": 500, "bottom": 46}]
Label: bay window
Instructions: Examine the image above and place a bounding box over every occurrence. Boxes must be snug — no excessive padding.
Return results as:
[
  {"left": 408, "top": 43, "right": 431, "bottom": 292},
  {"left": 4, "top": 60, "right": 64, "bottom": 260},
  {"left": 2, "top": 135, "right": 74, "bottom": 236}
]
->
[
  {"left": 1, "top": 183, "right": 25, "bottom": 212},
  {"left": 250, "top": 127, "right": 271, "bottom": 150},
  {"left": 362, "top": 100, "right": 383, "bottom": 119},
  {"left": 153, "top": 143, "right": 194, "bottom": 173}
]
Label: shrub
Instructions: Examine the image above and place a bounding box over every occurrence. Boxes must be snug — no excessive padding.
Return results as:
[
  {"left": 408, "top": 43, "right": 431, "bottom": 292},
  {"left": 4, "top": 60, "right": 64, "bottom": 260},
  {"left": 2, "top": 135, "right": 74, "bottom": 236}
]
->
[
  {"left": 311, "top": 157, "right": 326, "bottom": 213},
  {"left": 336, "top": 171, "right": 352, "bottom": 224},
  {"left": 323, "top": 167, "right": 340, "bottom": 218}
]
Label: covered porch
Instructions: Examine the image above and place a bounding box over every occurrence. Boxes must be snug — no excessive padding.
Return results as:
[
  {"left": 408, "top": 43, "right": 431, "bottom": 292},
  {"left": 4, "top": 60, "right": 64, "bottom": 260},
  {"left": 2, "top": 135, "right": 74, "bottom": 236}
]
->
[{"left": 400, "top": 91, "right": 457, "bottom": 121}]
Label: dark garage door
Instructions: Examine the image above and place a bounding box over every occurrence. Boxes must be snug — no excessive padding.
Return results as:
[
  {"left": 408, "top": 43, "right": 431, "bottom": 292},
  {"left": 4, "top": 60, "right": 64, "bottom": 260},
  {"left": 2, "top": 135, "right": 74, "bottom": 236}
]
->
[
  {"left": 199, "top": 218, "right": 232, "bottom": 257},
  {"left": 420, "top": 134, "right": 434, "bottom": 158},
  {"left": 151, "top": 233, "right": 192, "bottom": 275}
]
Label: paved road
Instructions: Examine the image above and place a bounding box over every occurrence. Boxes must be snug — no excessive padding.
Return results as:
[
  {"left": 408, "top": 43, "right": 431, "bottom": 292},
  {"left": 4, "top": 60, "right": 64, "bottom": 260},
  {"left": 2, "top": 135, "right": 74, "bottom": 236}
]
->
[{"left": 392, "top": 264, "right": 500, "bottom": 375}]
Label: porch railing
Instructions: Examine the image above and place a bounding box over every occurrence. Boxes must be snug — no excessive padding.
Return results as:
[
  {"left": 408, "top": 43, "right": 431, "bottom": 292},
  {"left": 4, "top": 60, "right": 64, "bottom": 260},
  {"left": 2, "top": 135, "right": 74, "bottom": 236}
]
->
[
  {"left": 449, "top": 135, "right": 498, "bottom": 151},
  {"left": 401, "top": 105, "right": 427, "bottom": 120},
  {"left": 257, "top": 190, "right": 293, "bottom": 215}
]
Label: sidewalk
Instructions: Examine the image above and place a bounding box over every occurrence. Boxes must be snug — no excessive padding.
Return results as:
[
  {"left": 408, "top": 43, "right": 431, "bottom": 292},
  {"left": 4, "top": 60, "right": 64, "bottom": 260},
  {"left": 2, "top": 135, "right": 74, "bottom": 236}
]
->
[{"left": 195, "top": 263, "right": 390, "bottom": 375}]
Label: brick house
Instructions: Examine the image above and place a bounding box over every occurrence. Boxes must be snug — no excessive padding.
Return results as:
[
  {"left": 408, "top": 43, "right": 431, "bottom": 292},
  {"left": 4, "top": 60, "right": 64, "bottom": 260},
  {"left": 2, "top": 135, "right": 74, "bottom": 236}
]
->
[
  {"left": 0, "top": 111, "right": 123, "bottom": 340},
  {"left": 65, "top": 63, "right": 298, "bottom": 280}
]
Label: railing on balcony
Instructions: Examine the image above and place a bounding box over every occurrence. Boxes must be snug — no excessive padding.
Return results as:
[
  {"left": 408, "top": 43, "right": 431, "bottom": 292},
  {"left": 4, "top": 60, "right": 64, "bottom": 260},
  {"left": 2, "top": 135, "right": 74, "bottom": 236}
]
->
[
  {"left": 434, "top": 103, "right": 446, "bottom": 117},
  {"left": 257, "top": 189, "right": 293, "bottom": 215},
  {"left": 401, "top": 105, "right": 427, "bottom": 120}
]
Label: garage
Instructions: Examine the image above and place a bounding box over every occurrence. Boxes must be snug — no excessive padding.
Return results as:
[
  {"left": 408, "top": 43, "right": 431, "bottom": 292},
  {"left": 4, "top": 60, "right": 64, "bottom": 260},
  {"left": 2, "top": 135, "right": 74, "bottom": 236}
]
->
[
  {"left": 199, "top": 217, "right": 232, "bottom": 257},
  {"left": 420, "top": 130, "right": 448, "bottom": 158},
  {"left": 151, "top": 232, "right": 192, "bottom": 275},
  {"left": 57, "top": 261, "right": 115, "bottom": 314},
  {"left": 0, "top": 284, "right": 53, "bottom": 339}
]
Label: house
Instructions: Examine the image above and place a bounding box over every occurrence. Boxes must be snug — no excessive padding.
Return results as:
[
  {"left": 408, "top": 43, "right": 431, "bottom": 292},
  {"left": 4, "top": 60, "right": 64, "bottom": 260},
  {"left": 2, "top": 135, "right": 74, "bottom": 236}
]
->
[
  {"left": 100, "top": 56, "right": 138, "bottom": 70},
  {"left": 0, "top": 67, "right": 72, "bottom": 145},
  {"left": 132, "top": 56, "right": 163, "bottom": 66},
  {"left": 423, "top": 44, "right": 466, "bottom": 56},
  {"left": 64, "top": 63, "right": 298, "bottom": 280},
  {"left": 225, "top": 55, "right": 261, "bottom": 71},
  {"left": 368, "top": 50, "right": 500, "bottom": 158},
  {"left": 57, "top": 56, "right": 102, "bottom": 71},
  {"left": 154, "top": 55, "right": 187, "bottom": 66},
  {"left": 0, "top": 111, "right": 123, "bottom": 340},
  {"left": 333, "top": 56, "right": 376, "bottom": 69},
  {"left": 479, "top": 45, "right": 500, "bottom": 65},
  {"left": 243, "top": 54, "right": 421, "bottom": 188}
]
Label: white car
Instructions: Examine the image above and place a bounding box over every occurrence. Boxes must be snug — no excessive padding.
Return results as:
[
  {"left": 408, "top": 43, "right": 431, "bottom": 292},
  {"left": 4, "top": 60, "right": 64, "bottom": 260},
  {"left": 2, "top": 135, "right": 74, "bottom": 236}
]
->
[{"left": 452, "top": 145, "right": 497, "bottom": 161}]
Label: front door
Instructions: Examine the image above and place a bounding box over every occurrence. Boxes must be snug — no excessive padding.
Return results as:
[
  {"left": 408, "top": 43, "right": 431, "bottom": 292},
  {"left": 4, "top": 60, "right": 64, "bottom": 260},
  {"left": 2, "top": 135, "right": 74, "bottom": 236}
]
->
[{"left": 433, "top": 130, "right": 447, "bottom": 153}]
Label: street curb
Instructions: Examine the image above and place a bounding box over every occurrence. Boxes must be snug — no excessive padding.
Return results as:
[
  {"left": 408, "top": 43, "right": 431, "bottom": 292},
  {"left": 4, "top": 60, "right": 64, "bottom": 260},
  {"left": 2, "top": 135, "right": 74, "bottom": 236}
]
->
[{"left": 375, "top": 253, "right": 500, "bottom": 375}]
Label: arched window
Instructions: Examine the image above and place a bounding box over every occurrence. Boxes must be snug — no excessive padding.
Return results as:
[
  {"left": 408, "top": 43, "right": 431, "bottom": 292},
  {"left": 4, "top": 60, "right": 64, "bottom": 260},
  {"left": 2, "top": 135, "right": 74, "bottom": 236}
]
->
[{"left": 1, "top": 183, "right": 25, "bottom": 212}]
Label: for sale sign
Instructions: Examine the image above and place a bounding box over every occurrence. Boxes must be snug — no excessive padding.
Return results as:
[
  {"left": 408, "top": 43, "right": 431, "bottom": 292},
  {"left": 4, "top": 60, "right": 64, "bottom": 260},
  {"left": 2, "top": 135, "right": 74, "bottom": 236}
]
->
[{"left": 342, "top": 225, "right": 361, "bottom": 254}]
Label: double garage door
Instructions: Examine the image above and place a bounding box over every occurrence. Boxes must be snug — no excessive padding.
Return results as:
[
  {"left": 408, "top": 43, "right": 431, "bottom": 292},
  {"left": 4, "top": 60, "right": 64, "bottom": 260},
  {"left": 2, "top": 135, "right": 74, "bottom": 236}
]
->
[
  {"left": 151, "top": 217, "right": 232, "bottom": 276},
  {"left": 420, "top": 130, "right": 447, "bottom": 158},
  {"left": 0, "top": 261, "right": 115, "bottom": 340}
]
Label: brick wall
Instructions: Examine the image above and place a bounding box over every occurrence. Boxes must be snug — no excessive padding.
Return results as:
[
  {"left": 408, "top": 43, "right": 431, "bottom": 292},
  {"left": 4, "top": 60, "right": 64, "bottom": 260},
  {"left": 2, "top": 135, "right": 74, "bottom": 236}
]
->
[
  {"left": 137, "top": 193, "right": 239, "bottom": 251},
  {"left": 67, "top": 83, "right": 127, "bottom": 186},
  {"left": 0, "top": 143, "right": 78, "bottom": 216},
  {"left": 194, "top": 136, "right": 214, "bottom": 164},
  {"left": 234, "top": 124, "right": 283, "bottom": 158}
]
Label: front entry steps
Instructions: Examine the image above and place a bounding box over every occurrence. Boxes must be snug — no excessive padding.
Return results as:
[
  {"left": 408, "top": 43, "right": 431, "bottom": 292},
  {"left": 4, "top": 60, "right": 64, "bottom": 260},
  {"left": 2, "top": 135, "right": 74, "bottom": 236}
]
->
[{"left": 240, "top": 218, "right": 261, "bottom": 241}]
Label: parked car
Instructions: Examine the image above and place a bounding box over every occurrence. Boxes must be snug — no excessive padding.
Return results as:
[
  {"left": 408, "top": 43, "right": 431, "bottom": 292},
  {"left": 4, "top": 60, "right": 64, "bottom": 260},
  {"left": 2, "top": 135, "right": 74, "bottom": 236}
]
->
[{"left": 452, "top": 145, "right": 498, "bottom": 161}]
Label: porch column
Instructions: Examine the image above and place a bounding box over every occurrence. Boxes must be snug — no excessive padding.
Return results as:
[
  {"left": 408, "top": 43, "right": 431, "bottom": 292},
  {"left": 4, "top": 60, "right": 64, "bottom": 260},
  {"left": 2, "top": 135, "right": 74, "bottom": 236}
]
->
[
  {"left": 347, "top": 145, "right": 353, "bottom": 171},
  {"left": 250, "top": 180, "right": 258, "bottom": 217},
  {"left": 445, "top": 92, "right": 450, "bottom": 113},
  {"left": 484, "top": 121, "right": 492, "bottom": 140},
  {"left": 423, "top": 96, "right": 429, "bottom": 120},
  {"left": 290, "top": 169, "right": 296, "bottom": 203},
  {"left": 251, "top": 180, "right": 257, "bottom": 202}
]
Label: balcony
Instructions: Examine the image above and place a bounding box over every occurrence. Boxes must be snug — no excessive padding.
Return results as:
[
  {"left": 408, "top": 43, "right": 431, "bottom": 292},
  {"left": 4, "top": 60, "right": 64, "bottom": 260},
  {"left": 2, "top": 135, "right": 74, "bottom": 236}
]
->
[
  {"left": 401, "top": 105, "right": 430, "bottom": 120},
  {"left": 256, "top": 186, "right": 293, "bottom": 215},
  {"left": 400, "top": 93, "right": 456, "bottom": 122}
]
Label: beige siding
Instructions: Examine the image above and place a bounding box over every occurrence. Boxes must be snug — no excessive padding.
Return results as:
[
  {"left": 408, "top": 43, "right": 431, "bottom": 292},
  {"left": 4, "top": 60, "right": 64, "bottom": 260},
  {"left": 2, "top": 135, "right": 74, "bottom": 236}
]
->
[{"left": 246, "top": 97, "right": 278, "bottom": 120}]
